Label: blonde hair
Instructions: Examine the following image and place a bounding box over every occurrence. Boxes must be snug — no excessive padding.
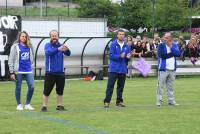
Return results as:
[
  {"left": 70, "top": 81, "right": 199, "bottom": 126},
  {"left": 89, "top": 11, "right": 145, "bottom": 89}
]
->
[{"left": 16, "top": 31, "right": 32, "bottom": 48}]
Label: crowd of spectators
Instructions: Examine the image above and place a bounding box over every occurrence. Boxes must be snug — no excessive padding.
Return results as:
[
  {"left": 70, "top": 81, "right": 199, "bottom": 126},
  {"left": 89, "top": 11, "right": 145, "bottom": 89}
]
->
[{"left": 126, "top": 33, "right": 200, "bottom": 65}]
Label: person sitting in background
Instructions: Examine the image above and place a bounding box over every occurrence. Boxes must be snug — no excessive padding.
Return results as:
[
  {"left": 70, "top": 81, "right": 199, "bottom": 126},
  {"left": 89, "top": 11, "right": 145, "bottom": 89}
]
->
[
  {"left": 187, "top": 38, "right": 198, "bottom": 65},
  {"left": 151, "top": 35, "right": 161, "bottom": 58},
  {"left": 133, "top": 41, "right": 142, "bottom": 57},
  {"left": 153, "top": 37, "right": 161, "bottom": 49},
  {"left": 178, "top": 36, "right": 187, "bottom": 61},
  {"left": 132, "top": 37, "right": 138, "bottom": 52},
  {"left": 127, "top": 35, "right": 134, "bottom": 78},
  {"left": 149, "top": 39, "right": 157, "bottom": 58},
  {"left": 142, "top": 37, "right": 155, "bottom": 57},
  {"left": 127, "top": 35, "right": 135, "bottom": 51},
  {"left": 141, "top": 41, "right": 148, "bottom": 57},
  {"left": 136, "top": 35, "right": 141, "bottom": 42},
  {"left": 197, "top": 37, "right": 200, "bottom": 53}
]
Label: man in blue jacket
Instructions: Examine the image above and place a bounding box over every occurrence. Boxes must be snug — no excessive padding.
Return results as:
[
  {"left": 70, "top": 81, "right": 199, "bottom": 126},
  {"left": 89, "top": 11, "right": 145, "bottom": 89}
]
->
[
  {"left": 104, "top": 30, "right": 132, "bottom": 108},
  {"left": 156, "top": 32, "right": 181, "bottom": 107},
  {"left": 41, "top": 30, "right": 71, "bottom": 112}
]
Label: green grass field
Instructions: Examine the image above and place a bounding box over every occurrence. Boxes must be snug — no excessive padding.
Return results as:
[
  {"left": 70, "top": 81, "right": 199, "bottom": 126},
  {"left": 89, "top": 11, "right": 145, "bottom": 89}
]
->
[
  {"left": 0, "top": 77, "right": 200, "bottom": 134},
  {"left": 0, "top": 7, "right": 78, "bottom": 17}
]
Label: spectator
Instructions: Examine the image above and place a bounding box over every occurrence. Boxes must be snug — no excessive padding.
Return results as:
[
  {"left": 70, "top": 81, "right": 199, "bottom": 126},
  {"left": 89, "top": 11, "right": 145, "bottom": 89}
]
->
[
  {"left": 127, "top": 35, "right": 134, "bottom": 78},
  {"left": 136, "top": 35, "right": 141, "bottom": 42},
  {"left": 141, "top": 41, "right": 148, "bottom": 57},
  {"left": 187, "top": 37, "right": 198, "bottom": 65},
  {"left": 127, "top": 35, "right": 134, "bottom": 51},
  {"left": 178, "top": 36, "right": 187, "bottom": 61},
  {"left": 197, "top": 37, "right": 200, "bottom": 53},
  {"left": 133, "top": 41, "right": 142, "bottom": 57},
  {"left": 149, "top": 39, "right": 157, "bottom": 58}
]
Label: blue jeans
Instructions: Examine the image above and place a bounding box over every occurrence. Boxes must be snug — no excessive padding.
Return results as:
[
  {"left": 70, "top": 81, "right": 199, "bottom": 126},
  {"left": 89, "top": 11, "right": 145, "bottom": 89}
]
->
[
  {"left": 104, "top": 72, "right": 126, "bottom": 104},
  {"left": 15, "top": 73, "right": 34, "bottom": 105}
]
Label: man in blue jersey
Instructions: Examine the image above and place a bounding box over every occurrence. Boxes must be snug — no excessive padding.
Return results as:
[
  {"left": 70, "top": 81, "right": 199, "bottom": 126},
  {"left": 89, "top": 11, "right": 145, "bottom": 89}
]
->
[
  {"left": 41, "top": 30, "right": 71, "bottom": 112},
  {"left": 156, "top": 32, "right": 181, "bottom": 107},
  {"left": 103, "top": 30, "right": 132, "bottom": 108}
]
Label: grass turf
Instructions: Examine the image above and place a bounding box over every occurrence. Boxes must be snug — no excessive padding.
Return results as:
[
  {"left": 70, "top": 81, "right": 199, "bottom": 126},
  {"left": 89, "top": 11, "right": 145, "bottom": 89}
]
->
[
  {"left": 0, "top": 7, "right": 78, "bottom": 17},
  {"left": 0, "top": 77, "right": 200, "bottom": 134}
]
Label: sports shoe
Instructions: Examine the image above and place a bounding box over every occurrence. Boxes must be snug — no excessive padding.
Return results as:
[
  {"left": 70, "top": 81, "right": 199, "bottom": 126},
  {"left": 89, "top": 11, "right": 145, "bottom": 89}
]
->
[
  {"left": 24, "top": 104, "right": 34, "bottom": 110},
  {"left": 40, "top": 106, "right": 47, "bottom": 112},
  {"left": 156, "top": 103, "right": 161, "bottom": 107},
  {"left": 16, "top": 104, "right": 23, "bottom": 111},
  {"left": 116, "top": 102, "right": 126, "bottom": 107},
  {"left": 168, "top": 103, "right": 180, "bottom": 106},
  {"left": 156, "top": 100, "right": 163, "bottom": 107},
  {"left": 56, "top": 106, "right": 65, "bottom": 111},
  {"left": 104, "top": 102, "right": 110, "bottom": 108}
]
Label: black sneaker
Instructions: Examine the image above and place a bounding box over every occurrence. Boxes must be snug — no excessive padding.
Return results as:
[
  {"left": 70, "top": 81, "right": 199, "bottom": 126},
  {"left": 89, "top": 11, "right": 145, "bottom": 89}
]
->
[
  {"left": 104, "top": 102, "right": 110, "bottom": 108},
  {"left": 116, "top": 102, "right": 126, "bottom": 107},
  {"left": 40, "top": 106, "right": 47, "bottom": 112},
  {"left": 56, "top": 106, "right": 65, "bottom": 111}
]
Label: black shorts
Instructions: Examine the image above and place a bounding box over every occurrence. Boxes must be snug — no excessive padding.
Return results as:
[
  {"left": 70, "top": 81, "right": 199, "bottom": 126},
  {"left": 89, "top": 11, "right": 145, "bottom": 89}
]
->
[{"left": 43, "top": 73, "right": 65, "bottom": 96}]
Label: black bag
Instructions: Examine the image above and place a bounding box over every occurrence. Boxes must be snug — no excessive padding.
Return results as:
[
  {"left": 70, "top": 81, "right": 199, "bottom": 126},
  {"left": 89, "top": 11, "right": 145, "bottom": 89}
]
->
[
  {"left": 89, "top": 71, "right": 96, "bottom": 77},
  {"left": 96, "top": 70, "right": 104, "bottom": 80}
]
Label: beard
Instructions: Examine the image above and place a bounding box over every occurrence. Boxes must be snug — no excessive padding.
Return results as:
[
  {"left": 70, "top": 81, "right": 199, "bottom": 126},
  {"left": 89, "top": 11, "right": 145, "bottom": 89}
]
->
[{"left": 51, "top": 38, "right": 58, "bottom": 43}]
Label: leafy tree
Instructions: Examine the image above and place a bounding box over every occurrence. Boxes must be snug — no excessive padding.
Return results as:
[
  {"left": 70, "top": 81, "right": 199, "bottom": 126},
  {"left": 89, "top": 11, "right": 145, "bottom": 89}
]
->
[
  {"left": 121, "top": 0, "right": 189, "bottom": 31},
  {"left": 155, "top": 0, "right": 188, "bottom": 30},
  {"left": 120, "top": 0, "right": 149, "bottom": 30},
  {"left": 77, "top": 0, "right": 195, "bottom": 31},
  {"left": 77, "top": 0, "right": 119, "bottom": 26}
]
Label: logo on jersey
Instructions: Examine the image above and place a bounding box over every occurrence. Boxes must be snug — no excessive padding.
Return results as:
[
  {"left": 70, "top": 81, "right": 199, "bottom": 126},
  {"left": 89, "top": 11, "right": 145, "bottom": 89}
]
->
[{"left": 21, "top": 52, "right": 30, "bottom": 60}]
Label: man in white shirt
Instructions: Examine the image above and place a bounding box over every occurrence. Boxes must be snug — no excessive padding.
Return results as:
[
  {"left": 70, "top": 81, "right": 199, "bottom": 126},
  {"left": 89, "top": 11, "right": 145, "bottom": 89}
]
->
[{"left": 156, "top": 32, "right": 181, "bottom": 107}]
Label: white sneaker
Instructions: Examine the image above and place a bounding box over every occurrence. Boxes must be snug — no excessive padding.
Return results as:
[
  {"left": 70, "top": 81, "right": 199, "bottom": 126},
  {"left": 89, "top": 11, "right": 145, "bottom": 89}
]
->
[
  {"left": 25, "top": 104, "right": 35, "bottom": 110},
  {"left": 16, "top": 104, "right": 23, "bottom": 111}
]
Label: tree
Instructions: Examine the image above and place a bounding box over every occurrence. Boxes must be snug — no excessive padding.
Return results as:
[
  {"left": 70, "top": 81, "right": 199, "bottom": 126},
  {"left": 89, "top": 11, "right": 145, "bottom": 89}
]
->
[
  {"left": 78, "top": 0, "right": 193, "bottom": 32},
  {"left": 155, "top": 0, "right": 188, "bottom": 31},
  {"left": 77, "top": 0, "right": 119, "bottom": 26},
  {"left": 120, "top": 0, "right": 149, "bottom": 30}
]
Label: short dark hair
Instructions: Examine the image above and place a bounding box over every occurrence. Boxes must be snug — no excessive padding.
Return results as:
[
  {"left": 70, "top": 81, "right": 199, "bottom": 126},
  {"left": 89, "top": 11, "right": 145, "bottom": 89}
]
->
[
  {"left": 117, "top": 29, "right": 125, "bottom": 34},
  {"left": 164, "top": 32, "right": 172, "bottom": 38},
  {"left": 49, "top": 30, "right": 59, "bottom": 37}
]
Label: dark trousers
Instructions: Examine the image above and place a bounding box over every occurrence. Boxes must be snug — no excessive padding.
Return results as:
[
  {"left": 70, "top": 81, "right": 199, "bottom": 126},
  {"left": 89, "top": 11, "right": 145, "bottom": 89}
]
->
[
  {"left": 43, "top": 74, "right": 65, "bottom": 96},
  {"left": 104, "top": 72, "right": 126, "bottom": 104}
]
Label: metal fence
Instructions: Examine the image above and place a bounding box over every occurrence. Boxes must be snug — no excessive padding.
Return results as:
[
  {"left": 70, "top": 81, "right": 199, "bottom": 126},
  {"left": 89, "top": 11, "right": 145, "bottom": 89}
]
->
[{"left": 0, "top": 0, "right": 77, "bottom": 17}]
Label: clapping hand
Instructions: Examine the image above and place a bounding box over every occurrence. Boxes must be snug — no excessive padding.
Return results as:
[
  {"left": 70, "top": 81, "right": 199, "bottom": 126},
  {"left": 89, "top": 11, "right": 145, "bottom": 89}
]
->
[
  {"left": 126, "top": 53, "right": 132, "bottom": 59},
  {"left": 63, "top": 43, "right": 69, "bottom": 51},
  {"left": 120, "top": 52, "right": 125, "bottom": 58},
  {"left": 58, "top": 44, "right": 69, "bottom": 52}
]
